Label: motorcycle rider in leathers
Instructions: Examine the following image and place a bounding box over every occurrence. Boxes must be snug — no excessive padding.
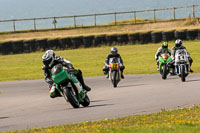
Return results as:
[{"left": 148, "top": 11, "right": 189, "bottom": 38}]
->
[
  {"left": 171, "top": 39, "right": 193, "bottom": 73},
  {"left": 103, "top": 46, "right": 125, "bottom": 79},
  {"left": 42, "top": 50, "right": 91, "bottom": 98},
  {"left": 155, "top": 42, "right": 172, "bottom": 70}
]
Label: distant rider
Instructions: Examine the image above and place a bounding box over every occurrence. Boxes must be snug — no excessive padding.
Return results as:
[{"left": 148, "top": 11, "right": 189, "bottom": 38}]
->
[
  {"left": 171, "top": 39, "right": 193, "bottom": 73},
  {"left": 42, "top": 50, "right": 91, "bottom": 98},
  {"left": 155, "top": 42, "right": 172, "bottom": 70},
  {"left": 103, "top": 46, "right": 125, "bottom": 79}
]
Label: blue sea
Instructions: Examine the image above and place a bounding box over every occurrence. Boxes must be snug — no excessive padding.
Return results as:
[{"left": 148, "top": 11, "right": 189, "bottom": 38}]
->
[{"left": 0, "top": 0, "right": 200, "bottom": 31}]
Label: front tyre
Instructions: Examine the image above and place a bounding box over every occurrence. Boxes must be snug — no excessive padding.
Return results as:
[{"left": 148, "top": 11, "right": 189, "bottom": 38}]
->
[
  {"left": 63, "top": 88, "right": 80, "bottom": 108},
  {"left": 113, "top": 71, "right": 118, "bottom": 88},
  {"left": 181, "top": 65, "right": 186, "bottom": 82},
  {"left": 162, "top": 64, "right": 167, "bottom": 80},
  {"left": 81, "top": 94, "right": 90, "bottom": 107}
]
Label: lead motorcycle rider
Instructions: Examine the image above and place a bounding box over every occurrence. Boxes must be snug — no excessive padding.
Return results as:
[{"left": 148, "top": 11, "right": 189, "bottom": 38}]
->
[
  {"left": 42, "top": 50, "right": 91, "bottom": 98},
  {"left": 171, "top": 39, "right": 194, "bottom": 73},
  {"left": 103, "top": 46, "right": 125, "bottom": 79}
]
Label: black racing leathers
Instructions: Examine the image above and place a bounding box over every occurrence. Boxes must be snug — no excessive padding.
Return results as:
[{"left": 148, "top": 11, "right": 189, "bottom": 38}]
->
[
  {"left": 103, "top": 53, "right": 125, "bottom": 74},
  {"left": 42, "top": 56, "right": 89, "bottom": 90}
]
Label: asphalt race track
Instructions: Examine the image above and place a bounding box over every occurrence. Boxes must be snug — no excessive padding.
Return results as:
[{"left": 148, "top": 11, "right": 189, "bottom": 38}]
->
[{"left": 1, "top": 74, "right": 200, "bottom": 132}]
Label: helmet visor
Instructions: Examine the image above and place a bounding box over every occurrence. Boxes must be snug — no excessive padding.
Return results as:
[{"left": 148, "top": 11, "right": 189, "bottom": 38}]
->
[{"left": 43, "top": 58, "right": 53, "bottom": 66}]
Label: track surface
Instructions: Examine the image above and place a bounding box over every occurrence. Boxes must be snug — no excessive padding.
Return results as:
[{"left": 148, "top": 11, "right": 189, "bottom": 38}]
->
[{"left": 1, "top": 74, "right": 200, "bottom": 132}]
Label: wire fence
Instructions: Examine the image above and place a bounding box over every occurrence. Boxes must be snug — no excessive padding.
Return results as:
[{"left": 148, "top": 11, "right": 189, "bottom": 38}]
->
[{"left": 0, "top": 4, "right": 200, "bottom": 32}]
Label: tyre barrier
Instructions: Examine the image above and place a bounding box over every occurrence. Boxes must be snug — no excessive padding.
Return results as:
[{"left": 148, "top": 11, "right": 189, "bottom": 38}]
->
[
  {"left": 83, "top": 35, "right": 94, "bottom": 47},
  {"left": 162, "top": 31, "right": 175, "bottom": 41},
  {"left": 23, "top": 39, "right": 36, "bottom": 52},
  {"left": 151, "top": 32, "right": 162, "bottom": 43},
  {"left": 174, "top": 30, "right": 187, "bottom": 40},
  {"left": 71, "top": 36, "right": 83, "bottom": 48},
  {"left": 12, "top": 40, "right": 24, "bottom": 54},
  {"left": 128, "top": 33, "right": 140, "bottom": 44},
  {"left": 106, "top": 34, "right": 118, "bottom": 45},
  {"left": 117, "top": 33, "right": 129, "bottom": 44},
  {"left": 186, "top": 29, "right": 198, "bottom": 40},
  {"left": 35, "top": 39, "right": 48, "bottom": 51},
  {"left": 94, "top": 34, "right": 106, "bottom": 47},
  {"left": 139, "top": 32, "right": 152, "bottom": 44},
  {"left": 58, "top": 37, "right": 72, "bottom": 49},
  {"left": 0, "top": 41, "right": 13, "bottom": 55},
  {"left": 1, "top": 28, "right": 200, "bottom": 55},
  {"left": 47, "top": 39, "right": 61, "bottom": 50}
]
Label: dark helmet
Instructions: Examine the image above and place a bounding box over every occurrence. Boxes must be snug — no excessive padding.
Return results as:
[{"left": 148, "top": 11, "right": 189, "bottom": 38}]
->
[
  {"left": 42, "top": 50, "right": 55, "bottom": 67},
  {"left": 111, "top": 46, "right": 118, "bottom": 54},
  {"left": 175, "top": 39, "right": 182, "bottom": 48},
  {"left": 162, "top": 42, "right": 168, "bottom": 49}
]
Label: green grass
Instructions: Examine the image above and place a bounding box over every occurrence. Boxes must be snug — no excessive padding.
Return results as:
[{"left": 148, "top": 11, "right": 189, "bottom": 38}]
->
[
  {"left": 0, "top": 40, "right": 200, "bottom": 81},
  {"left": 4, "top": 105, "right": 200, "bottom": 133}
]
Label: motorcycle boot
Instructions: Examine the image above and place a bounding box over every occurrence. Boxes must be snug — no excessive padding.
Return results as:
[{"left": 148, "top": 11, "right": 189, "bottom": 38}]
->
[
  {"left": 121, "top": 72, "right": 124, "bottom": 79},
  {"left": 75, "top": 70, "right": 91, "bottom": 91}
]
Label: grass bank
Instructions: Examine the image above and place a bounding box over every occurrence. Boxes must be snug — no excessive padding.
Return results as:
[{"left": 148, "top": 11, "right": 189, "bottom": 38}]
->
[
  {"left": 0, "top": 40, "right": 200, "bottom": 81},
  {"left": 4, "top": 105, "right": 200, "bottom": 133}
]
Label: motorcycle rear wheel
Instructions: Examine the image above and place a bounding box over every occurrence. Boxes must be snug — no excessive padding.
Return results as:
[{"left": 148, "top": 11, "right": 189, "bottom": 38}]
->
[{"left": 81, "top": 94, "right": 90, "bottom": 107}]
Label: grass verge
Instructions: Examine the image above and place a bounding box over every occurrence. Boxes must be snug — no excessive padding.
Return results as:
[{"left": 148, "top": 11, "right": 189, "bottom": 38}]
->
[
  {"left": 0, "top": 40, "right": 200, "bottom": 81},
  {"left": 3, "top": 105, "right": 200, "bottom": 133}
]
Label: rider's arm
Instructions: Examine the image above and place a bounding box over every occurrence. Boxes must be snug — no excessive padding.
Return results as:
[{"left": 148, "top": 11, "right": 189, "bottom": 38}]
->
[
  {"left": 118, "top": 54, "right": 124, "bottom": 65},
  {"left": 155, "top": 48, "right": 161, "bottom": 60},
  {"left": 42, "top": 66, "right": 53, "bottom": 86},
  {"left": 168, "top": 48, "right": 172, "bottom": 56},
  {"left": 104, "top": 54, "right": 110, "bottom": 66},
  {"left": 57, "top": 56, "right": 74, "bottom": 69}
]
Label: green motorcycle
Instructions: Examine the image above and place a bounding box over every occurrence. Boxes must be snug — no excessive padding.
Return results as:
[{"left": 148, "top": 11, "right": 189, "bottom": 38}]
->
[
  {"left": 158, "top": 54, "right": 172, "bottom": 79},
  {"left": 51, "top": 64, "right": 90, "bottom": 108}
]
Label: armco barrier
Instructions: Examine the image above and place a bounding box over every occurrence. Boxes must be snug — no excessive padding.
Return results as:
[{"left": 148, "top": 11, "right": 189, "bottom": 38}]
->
[
  {"left": 1, "top": 28, "right": 200, "bottom": 55},
  {"left": 151, "top": 32, "right": 162, "bottom": 43},
  {"left": 162, "top": 31, "right": 175, "bottom": 41}
]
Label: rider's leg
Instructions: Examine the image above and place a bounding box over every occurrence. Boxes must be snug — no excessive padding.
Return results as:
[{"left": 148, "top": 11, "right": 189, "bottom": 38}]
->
[{"left": 74, "top": 69, "right": 91, "bottom": 91}]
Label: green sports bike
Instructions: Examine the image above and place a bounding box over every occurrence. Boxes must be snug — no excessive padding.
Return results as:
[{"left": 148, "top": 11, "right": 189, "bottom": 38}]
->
[
  {"left": 158, "top": 54, "right": 173, "bottom": 79},
  {"left": 51, "top": 64, "right": 90, "bottom": 108}
]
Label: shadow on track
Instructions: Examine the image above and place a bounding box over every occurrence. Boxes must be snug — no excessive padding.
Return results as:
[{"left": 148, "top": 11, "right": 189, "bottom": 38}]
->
[
  {"left": 0, "top": 117, "right": 9, "bottom": 119},
  {"left": 80, "top": 103, "right": 114, "bottom": 108},
  {"left": 117, "top": 84, "right": 147, "bottom": 88},
  {"left": 186, "top": 79, "right": 200, "bottom": 82}
]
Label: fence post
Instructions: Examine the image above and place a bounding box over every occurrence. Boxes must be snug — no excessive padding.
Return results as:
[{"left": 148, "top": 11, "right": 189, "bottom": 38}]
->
[
  {"left": 34, "top": 19, "right": 36, "bottom": 31},
  {"left": 114, "top": 12, "right": 117, "bottom": 25},
  {"left": 74, "top": 16, "right": 76, "bottom": 28},
  {"left": 53, "top": 17, "right": 57, "bottom": 29},
  {"left": 13, "top": 20, "right": 16, "bottom": 32},
  {"left": 173, "top": 8, "right": 176, "bottom": 20},
  {"left": 94, "top": 14, "right": 96, "bottom": 26},
  {"left": 192, "top": 5, "right": 195, "bottom": 18},
  {"left": 134, "top": 11, "right": 137, "bottom": 24},
  {"left": 153, "top": 9, "right": 156, "bottom": 22}
]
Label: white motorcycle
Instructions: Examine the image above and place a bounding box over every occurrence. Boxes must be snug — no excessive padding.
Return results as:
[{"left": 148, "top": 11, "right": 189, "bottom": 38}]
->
[{"left": 175, "top": 49, "right": 190, "bottom": 82}]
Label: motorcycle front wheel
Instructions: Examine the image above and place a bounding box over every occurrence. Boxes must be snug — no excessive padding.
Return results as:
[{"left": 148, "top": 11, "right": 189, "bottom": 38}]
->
[
  {"left": 181, "top": 65, "right": 186, "bottom": 82},
  {"left": 63, "top": 87, "right": 80, "bottom": 108}
]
